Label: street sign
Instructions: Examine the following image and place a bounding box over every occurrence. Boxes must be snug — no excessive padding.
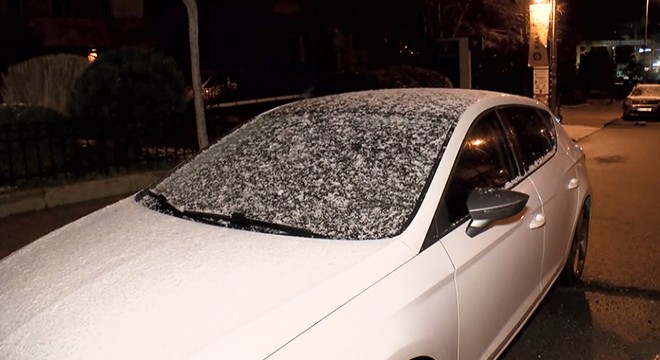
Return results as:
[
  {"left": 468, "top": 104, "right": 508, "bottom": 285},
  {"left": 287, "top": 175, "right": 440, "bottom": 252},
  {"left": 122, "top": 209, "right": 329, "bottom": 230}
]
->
[
  {"left": 528, "top": 2, "right": 550, "bottom": 67},
  {"left": 533, "top": 67, "right": 549, "bottom": 105}
]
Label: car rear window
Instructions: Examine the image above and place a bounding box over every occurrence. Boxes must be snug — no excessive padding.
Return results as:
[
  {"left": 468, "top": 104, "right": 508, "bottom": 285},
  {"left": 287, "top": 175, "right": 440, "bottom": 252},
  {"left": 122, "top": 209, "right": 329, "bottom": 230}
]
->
[{"left": 632, "top": 85, "right": 660, "bottom": 97}]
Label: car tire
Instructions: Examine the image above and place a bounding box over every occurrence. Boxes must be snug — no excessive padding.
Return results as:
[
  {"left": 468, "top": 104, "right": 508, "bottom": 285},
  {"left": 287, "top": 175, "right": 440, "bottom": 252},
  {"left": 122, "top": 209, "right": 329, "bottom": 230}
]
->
[
  {"left": 560, "top": 198, "right": 591, "bottom": 286},
  {"left": 622, "top": 114, "right": 632, "bottom": 121}
]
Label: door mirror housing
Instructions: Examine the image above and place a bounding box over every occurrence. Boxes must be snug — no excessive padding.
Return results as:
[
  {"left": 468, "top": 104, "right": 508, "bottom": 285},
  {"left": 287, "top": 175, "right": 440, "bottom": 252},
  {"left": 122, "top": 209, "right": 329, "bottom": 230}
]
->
[{"left": 466, "top": 188, "right": 529, "bottom": 237}]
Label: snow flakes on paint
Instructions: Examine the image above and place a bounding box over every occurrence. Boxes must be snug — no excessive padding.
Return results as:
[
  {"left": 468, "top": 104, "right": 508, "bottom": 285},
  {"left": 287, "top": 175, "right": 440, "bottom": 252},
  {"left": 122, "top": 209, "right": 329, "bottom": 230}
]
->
[{"left": 145, "top": 88, "right": 493, "bottom": 239}]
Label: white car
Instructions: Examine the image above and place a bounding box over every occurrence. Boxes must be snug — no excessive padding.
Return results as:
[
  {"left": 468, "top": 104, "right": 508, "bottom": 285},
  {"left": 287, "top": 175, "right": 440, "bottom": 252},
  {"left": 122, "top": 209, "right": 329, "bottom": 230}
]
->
[
  {"left": 0, "top": 88, "right": 591, "bottom": 360},
  {"left": 622, "top": 83, "right": 660, "bottom": 120}
]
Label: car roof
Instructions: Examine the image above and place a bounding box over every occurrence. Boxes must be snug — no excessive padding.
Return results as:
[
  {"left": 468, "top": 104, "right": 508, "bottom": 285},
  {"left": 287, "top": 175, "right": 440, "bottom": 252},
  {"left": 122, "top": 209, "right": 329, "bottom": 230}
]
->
[{"left": 264, "top": 88, "right": 512, "bottom": 123}]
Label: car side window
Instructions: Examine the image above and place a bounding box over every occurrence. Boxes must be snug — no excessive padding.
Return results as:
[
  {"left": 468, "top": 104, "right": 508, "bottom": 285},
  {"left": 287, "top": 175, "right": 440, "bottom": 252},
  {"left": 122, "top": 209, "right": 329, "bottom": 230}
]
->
[
  {"left": 422, "top": 111, "right": 519, "bottom": 249},
  {"left": 497, "top": 107, "right": 556, "bottom": 173}
]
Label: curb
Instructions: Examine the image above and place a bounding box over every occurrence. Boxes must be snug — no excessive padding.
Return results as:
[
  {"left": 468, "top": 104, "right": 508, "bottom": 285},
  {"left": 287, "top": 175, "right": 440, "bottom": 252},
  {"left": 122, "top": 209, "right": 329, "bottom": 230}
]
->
[
  {"left": 0, "top": 171, "right": 166, "bottom": 219},
  {"left": 562, "top": 114, "right": 620, "bottom": 142}
]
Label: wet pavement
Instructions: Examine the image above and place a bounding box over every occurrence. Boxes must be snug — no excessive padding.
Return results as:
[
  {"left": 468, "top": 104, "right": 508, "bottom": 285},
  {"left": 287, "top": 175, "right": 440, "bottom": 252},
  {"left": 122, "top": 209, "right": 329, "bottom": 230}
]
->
[{"left": 503, "top": 108, "right": 660, "bottom": 359}]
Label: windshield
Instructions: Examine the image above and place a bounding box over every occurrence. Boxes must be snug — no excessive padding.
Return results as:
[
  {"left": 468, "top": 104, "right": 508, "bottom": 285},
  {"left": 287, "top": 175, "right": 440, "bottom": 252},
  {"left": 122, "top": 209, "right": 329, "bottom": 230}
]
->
[
  {"left": 142, "top": 89, "right": 480, "bottom": 239},
  {"left": 631, "top": 85, "right": 660, "bottom": 97}
]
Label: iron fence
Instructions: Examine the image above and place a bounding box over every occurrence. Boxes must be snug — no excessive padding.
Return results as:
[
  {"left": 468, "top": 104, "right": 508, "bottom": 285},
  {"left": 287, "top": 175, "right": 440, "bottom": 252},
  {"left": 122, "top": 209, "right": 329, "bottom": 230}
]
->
[{"left": 0, "top": 117, "right": 198, "bottom": 188}]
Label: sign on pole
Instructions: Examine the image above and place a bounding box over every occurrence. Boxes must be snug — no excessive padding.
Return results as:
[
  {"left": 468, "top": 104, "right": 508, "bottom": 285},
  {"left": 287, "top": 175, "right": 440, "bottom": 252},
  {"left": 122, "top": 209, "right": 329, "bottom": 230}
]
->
[
  {"left": 528, "top": 3, "right": 550, "bottom": 67},
  {"left": 533, "top": 67, "right": 549, "bottom": 105}
]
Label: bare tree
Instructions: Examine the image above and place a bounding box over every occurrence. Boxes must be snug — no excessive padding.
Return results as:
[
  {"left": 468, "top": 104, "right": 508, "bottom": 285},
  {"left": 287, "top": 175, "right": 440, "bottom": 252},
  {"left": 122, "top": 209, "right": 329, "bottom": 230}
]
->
[
  {"left": 424, "top": 0, "right": 529, "bottom": 50},
  {"left": 182, "top": 0, "right": 209, "bottom": 149}
]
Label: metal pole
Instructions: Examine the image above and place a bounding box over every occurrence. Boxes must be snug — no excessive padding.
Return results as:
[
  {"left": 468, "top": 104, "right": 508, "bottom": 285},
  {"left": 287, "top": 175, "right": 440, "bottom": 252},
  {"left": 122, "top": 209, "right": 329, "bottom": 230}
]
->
[
  {"left": 646, "top": 0, "right": 650, "bottom": 49},
  {"left": 645, "top": 0, "right": 650, "bottom": 69},
  {"left": 549, "top": 0, "right": 558, "bottom": 114}
]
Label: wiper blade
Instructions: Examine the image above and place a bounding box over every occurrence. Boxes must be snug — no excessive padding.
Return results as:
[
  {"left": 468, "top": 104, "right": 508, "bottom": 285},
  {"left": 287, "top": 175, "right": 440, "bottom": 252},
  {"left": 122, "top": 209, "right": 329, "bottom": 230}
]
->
[
  {"left": 184, "top": 210, "right": 326, "bottom": 239},
  {"left": 143, "top": 189, "right": 186, "bottom": 217},
  {"left": 140, "top": 190, "right": 325, "bottom": 238},
  {"left": 229, "top": 212, "right": 326, "bottom": 238}
]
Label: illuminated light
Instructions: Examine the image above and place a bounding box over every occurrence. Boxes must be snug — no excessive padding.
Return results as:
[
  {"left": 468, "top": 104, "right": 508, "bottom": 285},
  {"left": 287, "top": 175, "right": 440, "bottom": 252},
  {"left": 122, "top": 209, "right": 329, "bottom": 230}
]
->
[
  {"left": 639, "top": 48, "right": 652, "bottom": 53},
  {"left": 530, "top": 1, "right": 551, "bottom": 47},
  {"left": 87, "top": 49, "right": 98, "bottom": 63},
  {"left": 470, "top": 138, "right": 486, "bottom": 147},
  {"left": 653, "top": 60, "right": 660, "bottom": 67}
]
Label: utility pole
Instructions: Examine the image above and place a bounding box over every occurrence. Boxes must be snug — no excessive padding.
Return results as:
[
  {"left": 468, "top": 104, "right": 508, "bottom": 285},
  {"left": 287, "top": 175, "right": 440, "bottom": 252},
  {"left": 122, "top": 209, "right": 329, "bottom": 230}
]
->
[
  {"left": 645, "top": 0, "right": 650, "bottom": 71},
  {"left": 549, "top": 0, "right": 558, "bottom": 115},
  {"left": 182, "top": 0, "right": 209, "bottom": 150}
]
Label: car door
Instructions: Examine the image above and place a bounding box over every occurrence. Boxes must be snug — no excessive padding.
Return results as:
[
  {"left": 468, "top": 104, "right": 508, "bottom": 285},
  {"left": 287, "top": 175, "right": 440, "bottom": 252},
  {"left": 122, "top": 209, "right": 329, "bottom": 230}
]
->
[
  {"left": 498, "top": 107, "right": 580, "bottom": 288},
  {"left": 424, "top": 110, "right": 545, "bottom": 359}
]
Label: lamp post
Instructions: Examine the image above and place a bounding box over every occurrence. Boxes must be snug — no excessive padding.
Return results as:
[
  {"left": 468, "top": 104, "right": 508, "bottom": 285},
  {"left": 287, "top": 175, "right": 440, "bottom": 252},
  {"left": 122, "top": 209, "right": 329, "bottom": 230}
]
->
[
  {"left": 646, "top": 0, "right": 650, "bottom": 50},
  {"left": 549, "top": 0, "right": 558, "bottom": 115},
  {"left": 529, "top": 0, "right": 557, "bottom": 114},
  {"left": 645, "top": 0, "right": 650, "bottom": 69}
]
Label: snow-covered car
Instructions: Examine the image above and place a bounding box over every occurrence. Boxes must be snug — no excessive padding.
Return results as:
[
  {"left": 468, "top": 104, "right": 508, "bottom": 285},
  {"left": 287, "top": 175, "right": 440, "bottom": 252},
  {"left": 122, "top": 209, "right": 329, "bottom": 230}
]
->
[
  {"left": 622, "top": 83, "right": 660, "bottom": 120},
  {"left": 0, "top": 88, "right": 592, "bottom": 360}
]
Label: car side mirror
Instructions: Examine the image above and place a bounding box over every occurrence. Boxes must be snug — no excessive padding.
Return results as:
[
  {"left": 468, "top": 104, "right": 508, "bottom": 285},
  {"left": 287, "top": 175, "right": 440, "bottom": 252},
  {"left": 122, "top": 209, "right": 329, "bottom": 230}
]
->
[{"left": 466, "top": 188, "right": 529, "bottom": 237}]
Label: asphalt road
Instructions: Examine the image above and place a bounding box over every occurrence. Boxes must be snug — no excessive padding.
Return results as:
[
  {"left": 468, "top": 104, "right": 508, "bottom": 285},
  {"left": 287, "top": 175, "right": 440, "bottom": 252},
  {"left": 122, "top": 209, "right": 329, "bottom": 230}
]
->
[
  {"left": 1, "top": 101, "right": 658, "bottom": 359},
  {"left": 502, "top": 113, "right": 660, "bottom": 359}
]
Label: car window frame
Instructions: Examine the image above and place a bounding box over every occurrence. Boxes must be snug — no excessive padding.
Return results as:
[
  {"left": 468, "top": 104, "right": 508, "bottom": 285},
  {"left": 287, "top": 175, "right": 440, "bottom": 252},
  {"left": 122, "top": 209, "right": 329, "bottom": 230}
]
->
[
  {"left": 421, "top": 108, "right": 523, "bottom": 251},
  {"left": 496, "top": 105, "right": 558, "bottom": 178}
]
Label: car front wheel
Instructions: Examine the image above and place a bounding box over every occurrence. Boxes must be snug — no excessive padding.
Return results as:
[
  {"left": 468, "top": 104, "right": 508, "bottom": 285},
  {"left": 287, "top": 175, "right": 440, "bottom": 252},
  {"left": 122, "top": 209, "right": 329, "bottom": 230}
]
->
[{"left": 561, "top": 199, "right": 591, "bottom": 286}]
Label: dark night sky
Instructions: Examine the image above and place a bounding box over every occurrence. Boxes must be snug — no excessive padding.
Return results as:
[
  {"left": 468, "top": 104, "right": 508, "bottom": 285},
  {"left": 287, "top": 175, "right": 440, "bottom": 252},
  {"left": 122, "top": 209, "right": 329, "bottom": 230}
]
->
[
  {"left": 571, "top": 0, "right": 656, "bottom": 39},
  {"left": 143, "top": 0, "right": 660, "bottom": 82},
  {"left": 145, "top": 0, "right": 425, "bottom": 74}
]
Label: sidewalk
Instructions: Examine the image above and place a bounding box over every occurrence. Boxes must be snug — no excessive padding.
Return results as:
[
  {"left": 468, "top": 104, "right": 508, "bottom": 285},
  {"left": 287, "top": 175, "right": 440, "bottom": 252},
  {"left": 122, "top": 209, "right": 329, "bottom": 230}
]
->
[
  {"left": 561, "top": 124, "right": 602, "bottom": 142},
  {"left": 560, "top": 99, "right": 622, "bottom": 141},
  {"left": 0, "top": 171, "right": 166, "bottom": 219}
]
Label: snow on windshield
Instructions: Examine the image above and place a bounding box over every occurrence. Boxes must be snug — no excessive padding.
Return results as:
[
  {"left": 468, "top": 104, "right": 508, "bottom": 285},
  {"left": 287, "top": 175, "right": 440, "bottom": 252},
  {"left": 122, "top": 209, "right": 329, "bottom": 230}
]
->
[
  {"left": 632, "top": 85, "right": 660, "bottom": 97},
  {"left": 148, "top": 88, "right": 491, "bottom": 240}
]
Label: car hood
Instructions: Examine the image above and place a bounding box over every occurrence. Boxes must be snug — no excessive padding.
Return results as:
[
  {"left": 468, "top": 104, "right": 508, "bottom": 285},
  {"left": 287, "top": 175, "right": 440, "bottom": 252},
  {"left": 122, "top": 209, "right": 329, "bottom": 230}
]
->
[{"left": 0, "top": 197, "right": 414, "bottom": 360}]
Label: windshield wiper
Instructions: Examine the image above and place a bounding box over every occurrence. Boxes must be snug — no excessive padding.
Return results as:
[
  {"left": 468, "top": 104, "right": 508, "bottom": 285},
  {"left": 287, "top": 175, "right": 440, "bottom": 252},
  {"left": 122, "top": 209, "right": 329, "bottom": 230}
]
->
[
  {"left": 140, "top": 190, "right": 325, "bottom": 238},
  {"left": 143, "top": 189, "right": 186, "bottom": 217},
  {"left": 184, "top": 209, "right": 326, "bottom": 238}
]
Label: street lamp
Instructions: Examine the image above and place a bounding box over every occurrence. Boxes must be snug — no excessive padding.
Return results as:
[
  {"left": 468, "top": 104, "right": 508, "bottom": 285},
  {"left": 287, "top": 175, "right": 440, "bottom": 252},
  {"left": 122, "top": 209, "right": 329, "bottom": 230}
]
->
[{"left": 528, "top": 0, "right": 558, "bottom": 114}]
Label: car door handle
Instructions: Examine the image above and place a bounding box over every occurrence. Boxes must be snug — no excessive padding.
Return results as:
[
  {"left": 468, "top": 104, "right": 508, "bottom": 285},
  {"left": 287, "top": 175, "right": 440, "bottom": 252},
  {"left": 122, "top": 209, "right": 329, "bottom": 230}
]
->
[
  {"left": 567, "top": 178, "right": 579, "bottom": 190},
  {"left": 529, "top": 213, "right": 546, "bottom": 229}
]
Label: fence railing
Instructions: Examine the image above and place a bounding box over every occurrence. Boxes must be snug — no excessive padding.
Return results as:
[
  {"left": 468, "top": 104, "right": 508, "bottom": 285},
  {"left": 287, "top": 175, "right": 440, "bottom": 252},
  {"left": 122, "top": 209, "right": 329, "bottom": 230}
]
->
[{"left": 0, "top": 117, "right": 198, "bottom": 188}]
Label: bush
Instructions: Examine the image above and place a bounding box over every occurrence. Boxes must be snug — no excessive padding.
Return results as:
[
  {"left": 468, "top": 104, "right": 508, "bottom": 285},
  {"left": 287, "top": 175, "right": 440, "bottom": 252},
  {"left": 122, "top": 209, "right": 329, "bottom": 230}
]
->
[
  {"left": 70, "top": 47, "right": 186, "bottom": 122},
  {"left": 0, "top": 104, "right": 67, "bottom": 125},
  {"left": 0, "top": 54, "right": 89, "bottom": 116},
  {"left": 315, "top": 65, "right": 453, "bottom": 96},
  {"left": 362, "top": 66, "right": 453, "bottom": 88}
]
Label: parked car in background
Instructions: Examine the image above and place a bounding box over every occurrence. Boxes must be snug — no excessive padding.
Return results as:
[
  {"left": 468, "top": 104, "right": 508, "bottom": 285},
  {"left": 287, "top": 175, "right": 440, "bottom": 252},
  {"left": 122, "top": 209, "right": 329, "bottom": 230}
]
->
[
  {"left": 622, "top": 83, "right": 660, "bottom": 120},
  {"left": 0, "top": 88, "right": 592, "bottom": 360}
]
